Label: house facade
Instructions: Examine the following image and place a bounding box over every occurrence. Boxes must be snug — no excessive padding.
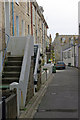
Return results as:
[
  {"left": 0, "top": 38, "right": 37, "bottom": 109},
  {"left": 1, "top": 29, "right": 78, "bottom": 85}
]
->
[
  {"left": 53, "top": 33, "right": 78, "bottom": 66},
  {"left": 63, "top": 45, "right": 78, "bottom": 67},
  {"left": 32, "top": 2, "right": 48, "bottom": 63},
  {"left": 2, "top": 1, "right": 48, "bottom": 66}
]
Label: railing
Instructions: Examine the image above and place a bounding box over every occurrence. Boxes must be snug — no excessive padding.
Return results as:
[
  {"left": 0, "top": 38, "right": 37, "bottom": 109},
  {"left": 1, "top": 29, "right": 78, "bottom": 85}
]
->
[
  {"left": 34, "top": 45, "right": 40, "bottom": 82},
  {"left": 19, "top": 35, "right": 34, "bottom": 108},
  {"left": 2, "top": 34, "right": 10, "bottom": 66},
  {"left": 0, "top": 32, "right": 10, "bottom": 72}
]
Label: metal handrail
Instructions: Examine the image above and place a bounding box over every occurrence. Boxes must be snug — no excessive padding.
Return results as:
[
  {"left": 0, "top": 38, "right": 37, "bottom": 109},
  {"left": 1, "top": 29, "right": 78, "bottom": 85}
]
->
[
  {"left": 0, "top": 33, "right": 10, "bottom": 72},
  {"left": 34, "top": 46, "right": 40, "bottom": 82},
  {"left": 2, "top": 34, "right": 10, "bottom": 65}
]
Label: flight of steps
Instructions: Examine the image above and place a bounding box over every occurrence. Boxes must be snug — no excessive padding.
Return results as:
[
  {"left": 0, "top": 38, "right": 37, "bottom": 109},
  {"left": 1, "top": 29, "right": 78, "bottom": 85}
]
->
[{"left": 1, "top": 56, "right": 23, "bottom": 91}]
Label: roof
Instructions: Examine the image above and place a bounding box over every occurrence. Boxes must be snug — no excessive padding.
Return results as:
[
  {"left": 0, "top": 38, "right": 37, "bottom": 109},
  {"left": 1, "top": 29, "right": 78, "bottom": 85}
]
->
[{"left": 33, "top": 2, "right": 49, "bottom": 29}]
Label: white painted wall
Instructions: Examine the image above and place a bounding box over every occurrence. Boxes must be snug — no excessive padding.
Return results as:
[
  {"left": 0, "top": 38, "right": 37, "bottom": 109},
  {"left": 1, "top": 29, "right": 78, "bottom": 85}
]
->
[
  {"left": 19, "top": 35, "right": 34, "bottom": 108},
  {"left": 41, "top": 64, "right": 52, "bottom": 84},
  {"left": 63, "top": 45, "right": 78, "bottom": 66},
  {"left": 9, "top": 35, "right": 34, "bottom": 115},
  {"left": 7, "top": 36, "right": 27, "bottom": 56}
]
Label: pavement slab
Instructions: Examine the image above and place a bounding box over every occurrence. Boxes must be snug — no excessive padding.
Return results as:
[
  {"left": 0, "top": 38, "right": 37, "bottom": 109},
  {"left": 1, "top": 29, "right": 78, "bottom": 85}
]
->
[{"left": 34, "top": 67, "right": 78, "bottom": 118}]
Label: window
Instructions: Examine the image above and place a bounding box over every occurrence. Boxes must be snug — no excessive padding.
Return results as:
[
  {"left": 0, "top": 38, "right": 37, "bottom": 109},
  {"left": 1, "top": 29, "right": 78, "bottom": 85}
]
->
[
  {"left": 27, "top": 2, "right": 29, "bottom": 15},
  {"left": 28, "top": 25, "right": 30, "bottom": 34},
  {"left": 61, "top": 37, "right": 66, "bottom": 44},
  {"left": 22, "top": 20, "right": 25, "bottom": 36},
  {"left": 68, "top": 50, "right": 71, "bottom": 58},
  {"left": 33, "top": 6, "right": 35, "bottom": 25},
  {"left": 16, "top": 16, "right": 19, "bottom": 36},
  {"left": 63, "top": 52, "right": 67, "bottom": 59}
]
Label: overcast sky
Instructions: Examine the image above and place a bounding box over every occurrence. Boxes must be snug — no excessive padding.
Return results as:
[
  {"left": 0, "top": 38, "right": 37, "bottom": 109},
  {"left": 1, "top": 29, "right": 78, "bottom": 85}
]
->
[{"left": 37, "top": 0, "right": 80, "bottom": 40}]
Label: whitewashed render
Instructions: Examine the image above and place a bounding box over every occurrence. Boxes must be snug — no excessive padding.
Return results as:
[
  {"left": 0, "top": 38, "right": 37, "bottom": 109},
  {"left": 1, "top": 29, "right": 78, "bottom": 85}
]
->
[
  {"left": 63, "top": 45, "right": 78, "bottom": 67},
  {"left": 9, "top": 35, "right": 34, "bottom": 117}
]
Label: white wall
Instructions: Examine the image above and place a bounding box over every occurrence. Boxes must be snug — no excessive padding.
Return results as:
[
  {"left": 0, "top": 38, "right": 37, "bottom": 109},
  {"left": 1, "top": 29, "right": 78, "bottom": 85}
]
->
[
  {"left": 63, "top": 47, "right": 74, "bottom": 66},
  {"left": 7, "top": 36, "right": 27, "bottom": 56},
  {"left": 41, "top": 64, "right": 52, "bottom": 84}
]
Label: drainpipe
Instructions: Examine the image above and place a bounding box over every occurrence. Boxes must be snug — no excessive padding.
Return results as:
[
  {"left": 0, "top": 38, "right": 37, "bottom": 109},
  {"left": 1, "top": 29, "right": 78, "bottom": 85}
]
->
[
  {"left": 12, "top": 0, "right": 14, "bottom": 36},
  {"left": 31, "top": 2, "right": 33, "bottom": 36}
]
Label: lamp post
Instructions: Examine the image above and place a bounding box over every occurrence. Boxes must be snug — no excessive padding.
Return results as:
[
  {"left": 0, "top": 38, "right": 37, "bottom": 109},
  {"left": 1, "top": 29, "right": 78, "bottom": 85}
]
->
[
  {"left": 71, "top": 36, "right": 76, "bottom": 67},
  {"left": 61, "top": 38, "right": 64, "bottom": 61},
  {"left": 73, "top": 36, "right": 76, "bottom": 67}
]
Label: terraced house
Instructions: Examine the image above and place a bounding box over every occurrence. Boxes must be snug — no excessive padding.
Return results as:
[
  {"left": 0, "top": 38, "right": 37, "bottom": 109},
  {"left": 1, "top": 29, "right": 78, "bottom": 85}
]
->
[
  {"left": 1, "top": 1, "right": 48, "bottom": 63},
  {"left": 53, "top": 33, "right": 78, "bottom": 67},
  {"left": 0, "top": 1, "right": 49, "bottom": 119},
  {"left": 32, "top": 2, "right": 48, "bottom": 60}
]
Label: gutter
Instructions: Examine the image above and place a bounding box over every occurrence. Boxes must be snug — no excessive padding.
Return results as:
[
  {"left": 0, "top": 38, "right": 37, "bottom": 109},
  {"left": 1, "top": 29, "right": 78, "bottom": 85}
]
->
[
  {"left": 31, "top": 2, "right": 33, "bottom": 36},
  {"left": 12, "top": 0, "right": 14, "bottom": 36}
]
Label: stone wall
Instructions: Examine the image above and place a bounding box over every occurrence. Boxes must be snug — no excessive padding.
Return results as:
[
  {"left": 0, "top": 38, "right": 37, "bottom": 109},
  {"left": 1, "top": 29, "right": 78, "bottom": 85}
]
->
[
  {"left": 10, "top": 2, "right": 31, "bottom": 36},
  {"left": 0, "top": 2, "right": 5, "bottom": 51}
]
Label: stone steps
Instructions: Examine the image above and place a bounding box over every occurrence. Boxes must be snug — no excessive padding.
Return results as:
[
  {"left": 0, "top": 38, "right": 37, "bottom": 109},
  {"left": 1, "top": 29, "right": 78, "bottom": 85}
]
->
[
  {"left": 2, "top": 56, "right": 23, "bottom": 90},
  {"left": 2, "top": 72, "right": 20, "bottom": 78},
  {"left": 8, "top": 56, "right": 23, "bottom": 61},
  {"left": 2, "top": 77, "right": 19, "bottom": 84},
  {"left": 5, "top": 61, "right": 22, "bottom": 66},
  {"left": 4, "top": 66, "right": 21, "bottom": 72}
]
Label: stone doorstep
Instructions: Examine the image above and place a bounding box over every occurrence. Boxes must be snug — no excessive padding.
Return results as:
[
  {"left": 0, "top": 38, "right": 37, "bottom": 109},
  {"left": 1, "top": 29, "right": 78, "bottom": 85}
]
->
[{"left": 19, "top": 73, "right": 54, "bottom": 118}]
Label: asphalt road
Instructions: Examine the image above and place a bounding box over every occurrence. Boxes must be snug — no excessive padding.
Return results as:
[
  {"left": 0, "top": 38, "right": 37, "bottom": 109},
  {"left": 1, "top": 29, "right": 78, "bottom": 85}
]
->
[{"left": 34, "top": 67, "right": 78, "bottom": 119}]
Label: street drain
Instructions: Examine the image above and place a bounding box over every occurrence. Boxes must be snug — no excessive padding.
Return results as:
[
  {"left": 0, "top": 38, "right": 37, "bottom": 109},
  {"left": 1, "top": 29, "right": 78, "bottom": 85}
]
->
[{"left": 38, "top": 109, "right": 77, "bottom": 112}]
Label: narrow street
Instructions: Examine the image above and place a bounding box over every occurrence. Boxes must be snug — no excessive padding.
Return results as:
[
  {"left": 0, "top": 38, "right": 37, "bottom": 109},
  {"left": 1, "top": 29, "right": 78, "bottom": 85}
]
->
[{"left": 34, "top": 67, "right": 78, "bottom": 118}]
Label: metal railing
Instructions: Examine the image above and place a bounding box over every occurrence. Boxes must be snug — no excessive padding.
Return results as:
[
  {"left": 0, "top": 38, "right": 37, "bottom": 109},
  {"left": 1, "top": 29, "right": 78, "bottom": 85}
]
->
[
  {"left": 2, "top": 34, "right": 10, "bottom": 65},
  {"left": 0, "top": 33, "right": 10, "bottom": 72},
  {"left": 34, "top": 45, "right": 40, "bottom": 82}
]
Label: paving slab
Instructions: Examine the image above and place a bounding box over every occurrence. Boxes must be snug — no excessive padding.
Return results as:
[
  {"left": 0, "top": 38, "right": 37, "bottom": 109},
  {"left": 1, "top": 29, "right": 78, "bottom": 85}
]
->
[{"left": 34, "top": 67, "right": 78, "bottom": 118}]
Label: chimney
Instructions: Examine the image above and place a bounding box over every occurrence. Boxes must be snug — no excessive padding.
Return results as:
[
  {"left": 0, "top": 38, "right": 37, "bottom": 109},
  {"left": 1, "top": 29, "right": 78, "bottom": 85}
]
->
[{"left": 56, "top": 33, "right": 59, "bottom": 37}]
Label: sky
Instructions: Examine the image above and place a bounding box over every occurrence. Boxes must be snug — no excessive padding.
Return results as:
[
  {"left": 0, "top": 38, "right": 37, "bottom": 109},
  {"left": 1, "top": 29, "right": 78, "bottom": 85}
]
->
[{"left": 37, "top": 0, "right": 80, "bottom": 41}]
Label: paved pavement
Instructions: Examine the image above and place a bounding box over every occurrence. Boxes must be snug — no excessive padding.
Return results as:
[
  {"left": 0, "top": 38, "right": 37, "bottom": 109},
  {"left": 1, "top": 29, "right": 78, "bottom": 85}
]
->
[
  {"left": 34, "top": 67, "right": 78, "bottom": 118},
  {"left": 19, "top": 74, "right": 54, "bottom": 118}
]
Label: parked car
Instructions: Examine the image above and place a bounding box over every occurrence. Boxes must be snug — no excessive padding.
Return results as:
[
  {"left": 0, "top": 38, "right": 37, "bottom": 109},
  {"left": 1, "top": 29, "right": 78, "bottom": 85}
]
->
[{"left": 56, "top": 61, "right": 66, "bottom": 69}]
